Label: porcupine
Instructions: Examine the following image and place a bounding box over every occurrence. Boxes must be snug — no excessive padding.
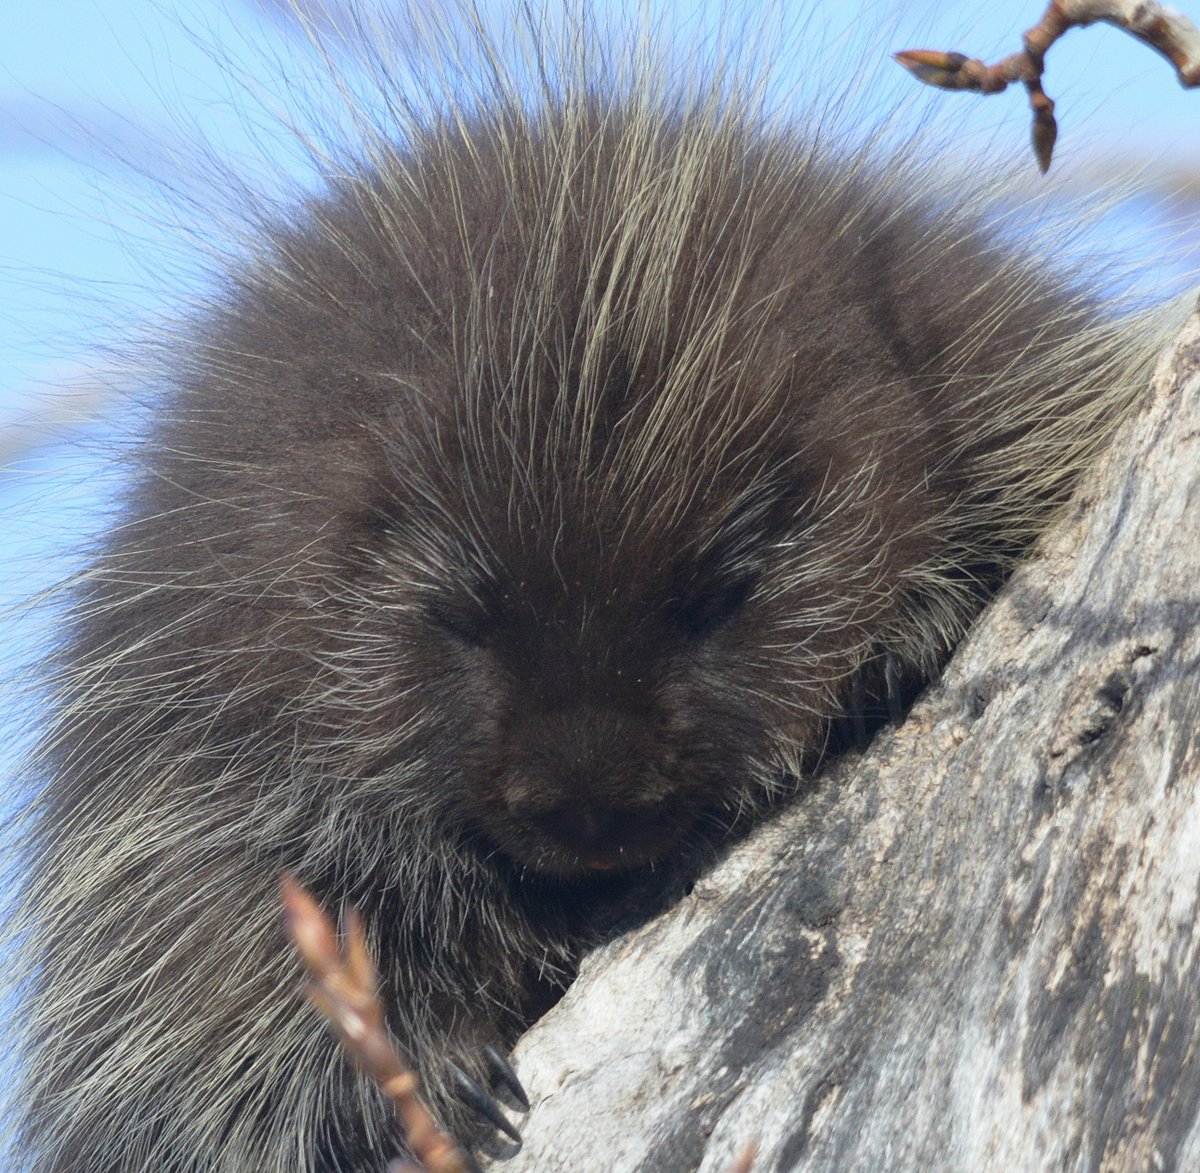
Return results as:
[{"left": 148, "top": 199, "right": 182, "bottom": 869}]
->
[{"left": 4, "top": 2, "right": 1163, "bottom": 1170}]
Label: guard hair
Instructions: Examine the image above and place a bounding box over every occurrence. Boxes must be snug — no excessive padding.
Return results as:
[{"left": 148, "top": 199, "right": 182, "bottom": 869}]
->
[{"left": 1, "top": 2, "right": 1172, "bottom": 1170}]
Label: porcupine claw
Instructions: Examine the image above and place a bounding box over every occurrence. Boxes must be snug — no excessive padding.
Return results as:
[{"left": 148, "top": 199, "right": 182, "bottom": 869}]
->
[
  {"left": 838, "top": 654, "right": 908, "bottom": 751},
  {"left": 483, "top": 1043, "right": 530, "bottom": 1110},
  {"left": 451, "top": 1064, "right": 523, "bottom": 1144}
]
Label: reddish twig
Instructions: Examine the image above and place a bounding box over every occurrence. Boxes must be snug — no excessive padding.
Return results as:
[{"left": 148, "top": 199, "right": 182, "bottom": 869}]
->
[
  {"left": 286, "top": 876, "right": 761, "bottom": 1171},
  {"left": 281, "top": 875, "right": 469, "bottom": 1173},
  {"left": 895, "top": 0, "right": 1200, "bottom": 171}
]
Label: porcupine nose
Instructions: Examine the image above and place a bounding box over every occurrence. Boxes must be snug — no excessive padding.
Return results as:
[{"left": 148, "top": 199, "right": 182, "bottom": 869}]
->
[
  {"left": 501, "top": 704, "right": 676, "bottom": 867},
  {"left": 527, "top": 803, "right": 627, "bottom": 855},
  {"left": 513, "top": 789, "right": 675, "bottom": 870}
]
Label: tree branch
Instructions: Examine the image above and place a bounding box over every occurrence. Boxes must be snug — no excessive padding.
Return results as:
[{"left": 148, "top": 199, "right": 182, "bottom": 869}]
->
[{"left": 895, "top": 0, "right": 1200, "bottom": 171}]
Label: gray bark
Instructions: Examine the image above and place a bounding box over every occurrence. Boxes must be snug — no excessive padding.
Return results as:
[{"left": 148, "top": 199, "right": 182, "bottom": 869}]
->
[{"left": 487, "top": 305, "right": 1200, "bottom": 1173}]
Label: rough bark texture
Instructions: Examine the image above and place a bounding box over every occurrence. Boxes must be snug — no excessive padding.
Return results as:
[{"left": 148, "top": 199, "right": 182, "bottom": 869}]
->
[{"left": 485, "top": 304, "right": 1200, "bottom": 1173}]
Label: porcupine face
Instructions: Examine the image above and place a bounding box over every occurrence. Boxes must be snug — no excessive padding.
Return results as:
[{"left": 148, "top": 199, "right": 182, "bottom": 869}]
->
[
  {"left": 439, "top": 502, "right": 814, "bottom": 876},
  {"left": 354, "top": 358, "right": 818, "bottom": 880},
  {"left": 221, "top": 114, "right": 880, "bottom": 881}
]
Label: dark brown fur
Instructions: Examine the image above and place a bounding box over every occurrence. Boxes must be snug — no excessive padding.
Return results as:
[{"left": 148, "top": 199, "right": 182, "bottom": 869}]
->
[{"left": 10, "top": 18, "right": 1149, "bottom": 1172}]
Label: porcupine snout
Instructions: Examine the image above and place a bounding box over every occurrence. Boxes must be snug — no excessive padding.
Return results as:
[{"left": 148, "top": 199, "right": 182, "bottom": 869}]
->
[{"left": 489, "top": 702, "right": 689, "bottom": 875}]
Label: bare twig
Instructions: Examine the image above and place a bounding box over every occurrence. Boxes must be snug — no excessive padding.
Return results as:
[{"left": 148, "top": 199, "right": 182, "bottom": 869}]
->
[
  {"left": 895, "top": 0, "right": 1200, "bottom": 171},
  {"left": 281, "top": 875, "right": 469, "bottom": 1173},
  {"left": 283, "top": 871, "right": 760, "bottom": 1170}
]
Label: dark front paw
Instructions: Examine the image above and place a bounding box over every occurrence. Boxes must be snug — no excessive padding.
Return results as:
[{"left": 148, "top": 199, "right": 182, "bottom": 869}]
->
[{"left": 451, "top": 1043, "right": 529, "bottom": 1154}]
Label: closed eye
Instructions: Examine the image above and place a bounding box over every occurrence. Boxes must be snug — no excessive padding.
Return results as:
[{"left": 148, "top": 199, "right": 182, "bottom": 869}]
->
[
  {"left": 426, "top": 600, "right": 487, "bottom": 647},
  {"left": 669, "top": 574, "right": 756, "bottom": 640}
]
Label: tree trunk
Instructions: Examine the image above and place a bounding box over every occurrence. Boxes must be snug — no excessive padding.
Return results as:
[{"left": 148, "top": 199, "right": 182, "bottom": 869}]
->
[{"left": 486, "top": 304, "right": 1200, "bottom": 1173}]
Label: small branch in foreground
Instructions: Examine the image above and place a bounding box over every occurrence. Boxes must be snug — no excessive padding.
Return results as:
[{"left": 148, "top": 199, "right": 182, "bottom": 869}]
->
[
  {"left": 281, "top": 874, "right": 469, "bottom": 1173},
  {"left": 284, "top": 873, "right": 759, "bottom": 1171},
  {"left": 895, "top": 0, "right": 1200, "bottom": 172}
]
